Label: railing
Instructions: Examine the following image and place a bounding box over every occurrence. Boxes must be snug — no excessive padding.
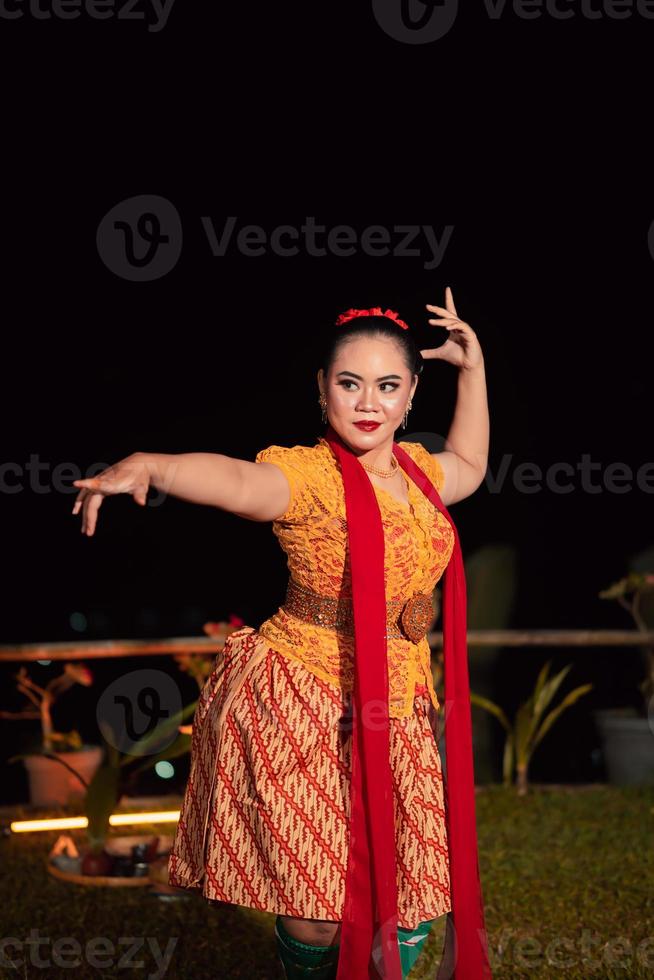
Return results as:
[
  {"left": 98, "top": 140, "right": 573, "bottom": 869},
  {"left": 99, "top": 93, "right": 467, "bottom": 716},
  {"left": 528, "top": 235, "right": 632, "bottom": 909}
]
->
[{"left": 1, "top": 630, "right": 653, "bottom": 662}]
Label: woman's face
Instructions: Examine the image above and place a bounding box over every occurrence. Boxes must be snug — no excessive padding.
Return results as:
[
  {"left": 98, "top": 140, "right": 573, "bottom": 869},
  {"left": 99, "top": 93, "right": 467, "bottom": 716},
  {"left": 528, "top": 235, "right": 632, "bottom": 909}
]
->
[{"left": 318, "top": 335, "right": 417, "bottom": 453}]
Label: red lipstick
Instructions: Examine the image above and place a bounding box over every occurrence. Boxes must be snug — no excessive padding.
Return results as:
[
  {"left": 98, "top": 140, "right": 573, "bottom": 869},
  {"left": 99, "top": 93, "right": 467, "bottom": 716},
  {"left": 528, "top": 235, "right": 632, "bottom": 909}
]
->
[{"left": 353, "top": 421, "right": 381, "bottom": 431}]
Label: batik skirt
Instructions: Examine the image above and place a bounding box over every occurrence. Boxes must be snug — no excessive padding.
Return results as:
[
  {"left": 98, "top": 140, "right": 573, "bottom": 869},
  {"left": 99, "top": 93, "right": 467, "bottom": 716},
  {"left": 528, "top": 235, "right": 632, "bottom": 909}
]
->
[{"left": 168, "top": 626, "right": 451, "bottom": 930}]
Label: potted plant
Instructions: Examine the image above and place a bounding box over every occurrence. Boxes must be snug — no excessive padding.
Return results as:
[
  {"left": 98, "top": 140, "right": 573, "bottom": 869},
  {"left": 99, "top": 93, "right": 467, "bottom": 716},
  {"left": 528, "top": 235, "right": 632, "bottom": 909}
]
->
[
  {"left": 80, "top": 617, "right": 242, "bottom": 888},
  {"left": 467, "top": 660, "right": 593, "bottom": 794},
  {"left": 45, "top": 695, "right": 198, "bottom": 883},
  {"left": 3, "top": 662, "right": 102, "bottom": 806},
  {"left": 595, "top": 571, "right": 654, "bottom": 784}
]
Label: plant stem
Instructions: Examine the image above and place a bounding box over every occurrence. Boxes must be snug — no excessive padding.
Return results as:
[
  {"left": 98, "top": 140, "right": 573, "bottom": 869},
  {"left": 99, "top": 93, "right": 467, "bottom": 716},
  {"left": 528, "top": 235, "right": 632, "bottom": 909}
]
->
[
  {"left": 42, "top": 694, "right": 54, "bottom": 754},
  {"left": 516, "top": 763, "right": 529, "bottom": 796}
]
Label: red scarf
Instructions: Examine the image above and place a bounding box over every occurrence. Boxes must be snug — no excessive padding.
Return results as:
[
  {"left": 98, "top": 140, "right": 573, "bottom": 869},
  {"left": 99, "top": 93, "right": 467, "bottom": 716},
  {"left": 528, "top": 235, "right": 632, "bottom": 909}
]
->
[{"left": 325, "top": 425, "right": 493, "bottom": 979}]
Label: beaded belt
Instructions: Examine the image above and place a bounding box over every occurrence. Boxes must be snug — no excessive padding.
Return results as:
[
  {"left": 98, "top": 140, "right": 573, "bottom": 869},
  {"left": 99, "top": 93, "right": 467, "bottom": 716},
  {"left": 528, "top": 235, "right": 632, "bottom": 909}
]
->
[{"left": 283, "top": 577, "right": 434, "bottom": 644}]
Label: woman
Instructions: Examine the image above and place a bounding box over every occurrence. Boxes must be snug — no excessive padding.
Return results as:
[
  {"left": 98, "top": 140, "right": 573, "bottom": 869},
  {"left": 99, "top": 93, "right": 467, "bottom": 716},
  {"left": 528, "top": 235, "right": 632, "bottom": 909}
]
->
[{"left": 71, "top": 289, "right": 492, "bottom": 979}]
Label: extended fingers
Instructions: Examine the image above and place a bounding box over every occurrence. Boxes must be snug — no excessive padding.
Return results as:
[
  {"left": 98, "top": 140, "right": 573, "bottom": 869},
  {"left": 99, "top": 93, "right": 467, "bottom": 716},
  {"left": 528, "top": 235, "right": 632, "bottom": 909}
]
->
[
  {"left": 133, "top": 484, "right": 148, "bottom": 506},
  {"left": 427, "top": 314, "right": 459, "bottom": 326},
  {"left": 445, "top": 286, "right": 458, "bottom": 317},
  {"left": 426, "top": 306, "right": 459, "bottom": 319},
  {"left": 72, "top": 482, "right": 97, "bottom": 518},
  {"left": 72, "top": 488, "right": 88, "bottom": 516},
  {"left": 427, "top": 316, "right": 471, "bottom": 332},
  {"left": 73, "top": 477, "right": 101, "bottom": 492},
  {"left": 71, "top": 483, "right": 102, "bottom": 535},
  {"left": 427, "top": 286, "right": 459, "bottom": 318},
  {"left": 81, "top": 494, "right": 104, "bottom": 536},
  {"left": 72, "top": 478, "right": 102, "bottom": 508}
]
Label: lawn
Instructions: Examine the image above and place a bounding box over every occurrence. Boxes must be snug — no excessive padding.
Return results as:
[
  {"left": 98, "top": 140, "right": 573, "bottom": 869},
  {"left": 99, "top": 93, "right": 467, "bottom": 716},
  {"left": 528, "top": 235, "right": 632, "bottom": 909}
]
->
[{"left": 1, "top": 785, "right": 652, "bottom": 979}]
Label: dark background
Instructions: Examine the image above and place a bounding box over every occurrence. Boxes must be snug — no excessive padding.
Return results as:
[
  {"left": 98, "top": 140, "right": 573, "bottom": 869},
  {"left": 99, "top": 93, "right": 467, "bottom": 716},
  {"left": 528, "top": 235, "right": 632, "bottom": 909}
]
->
[{"left": 0, "top": 1, "right": 651, "bottom": 801}]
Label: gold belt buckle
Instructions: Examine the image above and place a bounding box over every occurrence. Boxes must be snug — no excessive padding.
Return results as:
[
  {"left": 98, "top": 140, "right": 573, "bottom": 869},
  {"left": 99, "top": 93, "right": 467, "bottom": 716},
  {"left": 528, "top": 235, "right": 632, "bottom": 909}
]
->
[
  {"left": 284, "top": 578, "right": 434, "bottom": 643},
  {"left": 399, "top": 592, "right": 434, "bottom": 643}
]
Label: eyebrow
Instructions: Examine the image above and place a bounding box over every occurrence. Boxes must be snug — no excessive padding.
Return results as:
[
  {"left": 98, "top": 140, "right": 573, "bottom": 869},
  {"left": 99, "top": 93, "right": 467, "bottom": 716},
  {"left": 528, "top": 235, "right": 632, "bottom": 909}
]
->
[{"left": 336, "top": 371, "right": 403, "bottom": 381}]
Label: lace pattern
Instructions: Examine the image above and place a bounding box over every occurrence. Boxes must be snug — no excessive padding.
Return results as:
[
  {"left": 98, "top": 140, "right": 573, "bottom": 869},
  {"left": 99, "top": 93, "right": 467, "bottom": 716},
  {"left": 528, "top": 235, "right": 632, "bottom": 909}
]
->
[{"left": 254, "top": 438, "right": 453, "bottom": 719}]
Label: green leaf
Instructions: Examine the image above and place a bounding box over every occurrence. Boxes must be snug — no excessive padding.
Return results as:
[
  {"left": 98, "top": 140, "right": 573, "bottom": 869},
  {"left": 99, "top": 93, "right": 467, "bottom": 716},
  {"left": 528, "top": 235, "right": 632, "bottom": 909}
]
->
[
  {"left": 470, "top": 692, "right": 512, "bottom": 732},
  {"left": 119, "top": 698, "right": 198, "bottom": 766},
  {"left": 533, "top": 664, "right": 572, "bottom": 721},
  {"left": 514, "top": 697, "right": 535, "bottom": 765},
  {"left": 526, "top": 665, "right": 574, "bottom": 756},
  {"left": 48, "top": 730, "right": 83, "bottom": 751},
  {"left": 127, "top": 731, "right": 192, "bottom": 778},
  {"left": 84, "top": 764, "right": 122, "bottom": 849},
  {"left": 532, "top": 660, "right": 552, "bottom": 711},
  {"left": 106, "top": 737, "right": 121, "bottom": 770}
]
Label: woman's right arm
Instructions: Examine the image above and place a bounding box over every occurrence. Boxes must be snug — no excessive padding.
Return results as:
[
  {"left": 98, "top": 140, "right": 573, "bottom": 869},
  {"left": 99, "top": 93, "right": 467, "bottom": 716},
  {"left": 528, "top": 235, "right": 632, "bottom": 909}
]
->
[
  {"left": 72, "top": 451, "right": 292, "bottom": 536},
  {"left": 143, "top": 452, "right": 290, "bottom": 521}
]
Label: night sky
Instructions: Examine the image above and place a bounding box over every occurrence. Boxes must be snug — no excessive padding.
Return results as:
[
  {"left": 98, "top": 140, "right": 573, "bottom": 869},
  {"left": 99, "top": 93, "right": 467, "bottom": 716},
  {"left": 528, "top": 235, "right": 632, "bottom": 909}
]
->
[{"left": 1, "top": 3, "right": 651, "bottom": 801}]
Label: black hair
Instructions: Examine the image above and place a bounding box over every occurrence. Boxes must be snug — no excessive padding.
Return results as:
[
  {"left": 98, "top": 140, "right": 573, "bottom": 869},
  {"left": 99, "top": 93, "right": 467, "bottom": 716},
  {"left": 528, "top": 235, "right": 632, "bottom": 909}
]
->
[{"left": 320, "top": 315, "right": 424, "bottom": 381}]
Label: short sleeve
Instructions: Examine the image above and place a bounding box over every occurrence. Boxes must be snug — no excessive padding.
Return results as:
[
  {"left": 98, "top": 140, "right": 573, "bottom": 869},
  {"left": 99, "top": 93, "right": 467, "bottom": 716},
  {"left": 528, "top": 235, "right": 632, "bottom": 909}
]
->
[
  {"left": 254, "top": 444, "right": 313, "bottom": 524},
  {"left": 399, "top": 441, "right": 445, "bottom": 494}
]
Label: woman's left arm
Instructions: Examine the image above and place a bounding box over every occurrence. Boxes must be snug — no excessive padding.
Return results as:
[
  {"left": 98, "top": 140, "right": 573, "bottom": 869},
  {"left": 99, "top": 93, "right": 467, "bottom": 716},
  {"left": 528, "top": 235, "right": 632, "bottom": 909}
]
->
[{"left": 421, "top": 287, "right": 489, "bottom": 506}]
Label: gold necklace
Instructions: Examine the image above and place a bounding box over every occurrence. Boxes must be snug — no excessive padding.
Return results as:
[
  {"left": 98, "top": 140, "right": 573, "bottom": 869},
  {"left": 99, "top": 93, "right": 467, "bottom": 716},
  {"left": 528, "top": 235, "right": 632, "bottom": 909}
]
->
[{"left": 359, "top": 454, "right": 399, "bottom": 478}]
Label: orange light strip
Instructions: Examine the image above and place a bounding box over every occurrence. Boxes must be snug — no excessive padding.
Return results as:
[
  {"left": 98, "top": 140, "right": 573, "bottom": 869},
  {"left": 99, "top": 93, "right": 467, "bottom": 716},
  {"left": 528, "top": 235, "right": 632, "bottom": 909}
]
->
[{"left": 10, "top": 810, "right": 180, "bottom": 833}]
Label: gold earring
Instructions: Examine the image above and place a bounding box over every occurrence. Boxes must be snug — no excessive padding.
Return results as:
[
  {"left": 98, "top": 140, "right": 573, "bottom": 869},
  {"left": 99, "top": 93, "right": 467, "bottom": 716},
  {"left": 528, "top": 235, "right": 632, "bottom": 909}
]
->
[
  {"left": 319, "top": 392, "right": 327, "bottom": 424},
  {"left": 402, "top": 398, "right": 413, "bottom": 429}
]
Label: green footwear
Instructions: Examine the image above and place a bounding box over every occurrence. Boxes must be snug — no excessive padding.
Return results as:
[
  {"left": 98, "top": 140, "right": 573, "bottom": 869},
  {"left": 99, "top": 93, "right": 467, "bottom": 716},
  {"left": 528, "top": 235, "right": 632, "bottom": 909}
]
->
[
  {"left": 274, "top": 915, "right": 434, "bottom": 978},
  {"left": 397, "top": 919, "right": 435, "bottom": 977},
  {"left": 275, "top": 916, "right": 340, "bottom": 979}
]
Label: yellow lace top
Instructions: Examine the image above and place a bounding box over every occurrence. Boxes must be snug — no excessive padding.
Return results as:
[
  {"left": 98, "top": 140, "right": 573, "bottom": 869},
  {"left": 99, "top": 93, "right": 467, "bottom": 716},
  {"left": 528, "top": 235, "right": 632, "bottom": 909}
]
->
[{"left": 254, "top": 436, "right": 454, "bottom": 719}]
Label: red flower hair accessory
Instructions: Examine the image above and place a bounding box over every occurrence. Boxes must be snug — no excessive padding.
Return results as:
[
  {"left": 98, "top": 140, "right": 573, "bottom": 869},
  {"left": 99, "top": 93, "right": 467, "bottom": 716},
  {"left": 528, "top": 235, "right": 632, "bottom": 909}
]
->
[{"left": 335, "top": 307, "right": 409, "bottom": 330}]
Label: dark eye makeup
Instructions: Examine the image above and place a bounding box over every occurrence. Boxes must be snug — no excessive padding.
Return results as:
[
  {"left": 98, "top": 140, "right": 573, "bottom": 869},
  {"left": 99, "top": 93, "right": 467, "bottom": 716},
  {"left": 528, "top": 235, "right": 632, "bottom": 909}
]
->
[{"left": 338, "top": 381, "right": 400, "bottom": 392}]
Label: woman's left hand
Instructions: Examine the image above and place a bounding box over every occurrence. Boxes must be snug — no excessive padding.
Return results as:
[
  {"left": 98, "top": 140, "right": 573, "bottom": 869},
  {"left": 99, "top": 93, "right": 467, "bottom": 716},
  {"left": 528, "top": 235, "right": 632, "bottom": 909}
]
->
[{"left": 421, "top": 287, "right": 484, "bottom": 371}]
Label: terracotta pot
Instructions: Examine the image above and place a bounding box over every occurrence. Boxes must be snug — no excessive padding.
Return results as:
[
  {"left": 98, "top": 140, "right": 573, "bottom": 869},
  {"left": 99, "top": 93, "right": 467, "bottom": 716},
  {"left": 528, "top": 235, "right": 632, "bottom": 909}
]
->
[{"left": 23, "top": 744, "right": 104, "bottom": 805}]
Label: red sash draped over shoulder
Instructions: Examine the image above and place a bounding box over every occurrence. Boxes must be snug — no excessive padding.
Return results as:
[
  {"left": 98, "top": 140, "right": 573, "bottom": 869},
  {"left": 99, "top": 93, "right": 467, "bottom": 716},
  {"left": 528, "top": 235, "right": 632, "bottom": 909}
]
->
[{"left": 325, "top": 425, "right": 493, "bottom": 980}]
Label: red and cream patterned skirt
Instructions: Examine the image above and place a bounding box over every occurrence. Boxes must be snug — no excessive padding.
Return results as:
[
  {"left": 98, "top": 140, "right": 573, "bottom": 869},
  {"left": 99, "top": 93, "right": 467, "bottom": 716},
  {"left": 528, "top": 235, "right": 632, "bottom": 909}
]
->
[{"left": 168, "top": 626, "right": 451, "bottom": 930}]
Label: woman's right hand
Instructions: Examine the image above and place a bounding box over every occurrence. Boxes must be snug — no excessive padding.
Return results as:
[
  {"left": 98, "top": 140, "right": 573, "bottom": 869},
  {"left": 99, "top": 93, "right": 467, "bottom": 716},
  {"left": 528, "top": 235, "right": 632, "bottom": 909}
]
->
[{"left": 71, "top": 453, "right": 151, "bottom": 537}]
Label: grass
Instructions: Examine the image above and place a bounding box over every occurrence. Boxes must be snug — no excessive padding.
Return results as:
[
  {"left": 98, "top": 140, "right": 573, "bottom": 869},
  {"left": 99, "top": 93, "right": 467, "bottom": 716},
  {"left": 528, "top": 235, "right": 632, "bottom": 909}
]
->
[{"left": 0, "top": 785, "right": 652, "bottom": 978}]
